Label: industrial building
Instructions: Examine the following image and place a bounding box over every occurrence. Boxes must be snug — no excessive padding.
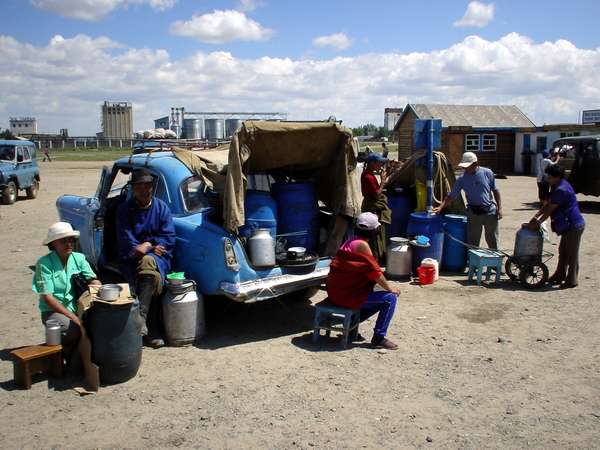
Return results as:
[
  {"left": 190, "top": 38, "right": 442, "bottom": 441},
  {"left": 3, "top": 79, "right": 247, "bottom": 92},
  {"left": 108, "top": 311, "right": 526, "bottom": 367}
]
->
[
  {"left": 384, "top": 108, "right": 403, "bottom": 132},
  {"left": 101, "top": 101, "right": 133, "bottom": 138},
  {"left": 10, "top": 117, "right": 37, "bottom": 136},
  {"left": 394, "top": 104, "right": 535, "bottom": 174}
]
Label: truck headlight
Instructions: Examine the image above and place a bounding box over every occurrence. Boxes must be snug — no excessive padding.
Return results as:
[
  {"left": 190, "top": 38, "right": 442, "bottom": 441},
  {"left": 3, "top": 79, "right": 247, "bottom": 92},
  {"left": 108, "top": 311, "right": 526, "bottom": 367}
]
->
[{"left": 224, "top": 238, "right": 240, "bottom": 272}]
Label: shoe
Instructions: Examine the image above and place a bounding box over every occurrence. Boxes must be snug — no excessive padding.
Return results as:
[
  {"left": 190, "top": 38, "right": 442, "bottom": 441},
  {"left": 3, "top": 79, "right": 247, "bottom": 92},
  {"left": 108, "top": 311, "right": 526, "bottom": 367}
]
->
[
  {"left": 371, "top": 336, "right": 399, "bottom": 350},
  {"left": 558, "top": 283, "right": 578, "bottom": 290},
  {"left": 351, "top": 333, "right": 366, "bottom": 342},
  {"left": 547, "top": 275, "right": 564, "bottom": 285},
  {"left": 143, "top": 336, "right": 165, "bottom": 348}
]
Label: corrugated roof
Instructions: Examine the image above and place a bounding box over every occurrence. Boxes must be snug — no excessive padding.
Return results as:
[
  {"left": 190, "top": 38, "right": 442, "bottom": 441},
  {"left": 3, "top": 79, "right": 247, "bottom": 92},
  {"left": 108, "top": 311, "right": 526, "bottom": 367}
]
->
[{"left": 403, "top": 104, "right": 535, "bottom": 128}]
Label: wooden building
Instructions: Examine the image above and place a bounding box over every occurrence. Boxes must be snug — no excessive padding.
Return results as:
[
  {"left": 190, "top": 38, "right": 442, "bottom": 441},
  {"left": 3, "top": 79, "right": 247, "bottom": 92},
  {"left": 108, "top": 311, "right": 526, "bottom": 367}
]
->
[{"left": 393, "top": 104, "right": 535, "bottom": 174}]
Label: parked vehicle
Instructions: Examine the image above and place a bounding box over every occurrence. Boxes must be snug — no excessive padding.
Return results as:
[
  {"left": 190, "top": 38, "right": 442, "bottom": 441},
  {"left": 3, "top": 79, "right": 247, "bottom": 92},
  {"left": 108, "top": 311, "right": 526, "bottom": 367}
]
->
[
  {"left": 57, "top": 121, "right": 361, "bottom": 302},
  {"left": 553, "top": 135, "right": 600, "bottom": 196},
  {"left": 0, "top": 140, "right": 40, "bottom": 204}
]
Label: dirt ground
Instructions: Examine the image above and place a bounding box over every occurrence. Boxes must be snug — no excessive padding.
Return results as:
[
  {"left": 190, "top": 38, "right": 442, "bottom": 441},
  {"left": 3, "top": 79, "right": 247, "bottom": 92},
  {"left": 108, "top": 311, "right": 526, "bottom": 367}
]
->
[{"left": 1, "top": 161, "right": 599, "bottom": 449}]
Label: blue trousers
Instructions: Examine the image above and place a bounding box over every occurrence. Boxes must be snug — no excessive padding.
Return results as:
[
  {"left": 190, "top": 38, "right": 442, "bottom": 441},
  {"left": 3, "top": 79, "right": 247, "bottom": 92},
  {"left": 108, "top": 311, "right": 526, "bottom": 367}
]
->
[{"left": 360, "top": 291, "right": 397, "bottom": 338}]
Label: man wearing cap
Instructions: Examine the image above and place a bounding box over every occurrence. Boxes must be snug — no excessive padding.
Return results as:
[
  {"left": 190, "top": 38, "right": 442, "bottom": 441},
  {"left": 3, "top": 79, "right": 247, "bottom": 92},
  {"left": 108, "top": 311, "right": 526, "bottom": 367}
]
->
[
  {"left": 537, "top": 149, "right": 560, "bottom": 205},
  {"left": 435, "top": 152, "right": 502, "bottom": 249},
  {"left": 327, "top": 212, "right": 400, "bottom": 350},
  {"left": 361, "top": 152, "right": 392, "bottom": 262},
  {"left": 116, "top": 169, "right": 176, "bottom": 348}
]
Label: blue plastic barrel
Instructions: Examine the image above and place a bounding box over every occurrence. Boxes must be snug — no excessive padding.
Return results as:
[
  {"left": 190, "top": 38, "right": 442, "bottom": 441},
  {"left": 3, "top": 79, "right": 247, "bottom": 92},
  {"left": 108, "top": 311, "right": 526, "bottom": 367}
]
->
[
  {"left": 406, "top": 212, "right": 444, "bottom": 272},
  {"left": 442, "top": 214, "right": 468, "bottom": 272},
  {"left": 239, "top": 190, "right": 278, "bottom": 239},
  {"left": 386, "top": 190, "right": 414, "bottom": 239},
  {"left": 272, "top": 182, "right": 319, "bottom": 251}
]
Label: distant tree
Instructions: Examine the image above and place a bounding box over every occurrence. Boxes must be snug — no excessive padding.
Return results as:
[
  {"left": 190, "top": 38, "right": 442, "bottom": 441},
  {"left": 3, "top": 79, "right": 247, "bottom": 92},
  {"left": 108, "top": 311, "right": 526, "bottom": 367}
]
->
[
  {"left": 0, "top": 129, "right": 17, "bottom": 139},
  {"left": 351, "top": 124, "right": 391, "bottom": 139}
]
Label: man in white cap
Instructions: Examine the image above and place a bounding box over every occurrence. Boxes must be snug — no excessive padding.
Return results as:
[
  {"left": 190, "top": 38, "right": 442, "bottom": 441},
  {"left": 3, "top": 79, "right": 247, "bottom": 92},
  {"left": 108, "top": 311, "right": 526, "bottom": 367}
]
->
[
  {"left": 434, "top": 152, "right": 502, "bottom": 249},
  {"left": 327, "top": 212, "right": 400, "bottom": 350}
]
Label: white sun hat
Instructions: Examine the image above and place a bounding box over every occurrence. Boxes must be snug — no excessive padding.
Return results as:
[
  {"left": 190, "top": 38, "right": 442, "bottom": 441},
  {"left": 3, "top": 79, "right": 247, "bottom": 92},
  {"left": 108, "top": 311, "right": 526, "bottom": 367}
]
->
[
  {"left": 458, "top": 152, "right": 478, "bottom": 168},
  {"left": 356, "top": 212, "right": 381, "bottom": 231},
  {"left": 43, "top": 222, "right": 80, "bottom": 245}
]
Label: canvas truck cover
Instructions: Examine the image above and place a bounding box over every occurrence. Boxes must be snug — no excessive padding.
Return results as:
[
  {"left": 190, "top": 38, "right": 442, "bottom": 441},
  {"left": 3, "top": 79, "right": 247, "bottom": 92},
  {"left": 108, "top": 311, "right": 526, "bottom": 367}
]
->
[{"left": 223, "top": 121, "right": 362, "bottom": 234}]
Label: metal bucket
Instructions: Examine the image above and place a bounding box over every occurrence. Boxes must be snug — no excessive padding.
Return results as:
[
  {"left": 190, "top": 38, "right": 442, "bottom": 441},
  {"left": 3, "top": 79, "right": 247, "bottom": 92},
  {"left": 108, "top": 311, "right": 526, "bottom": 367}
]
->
[{"left": 163, "top": 280, "right": 205, "bottom": 346}]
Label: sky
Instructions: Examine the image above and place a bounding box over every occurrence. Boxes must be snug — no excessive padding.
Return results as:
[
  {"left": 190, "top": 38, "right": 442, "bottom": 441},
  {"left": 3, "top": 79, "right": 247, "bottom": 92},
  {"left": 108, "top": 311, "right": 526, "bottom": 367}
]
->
[{"left": 1, "top": 0, "right": 599, "bottom": 135}]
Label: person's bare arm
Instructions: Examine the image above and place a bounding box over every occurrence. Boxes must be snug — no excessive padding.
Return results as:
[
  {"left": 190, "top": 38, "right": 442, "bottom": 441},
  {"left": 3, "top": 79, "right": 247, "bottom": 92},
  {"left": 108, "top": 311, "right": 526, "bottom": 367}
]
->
[
  {"left": 527, "top": 203, "right": 559, "bottom": 229},
  {"left": 41, "top": 294, "right": 81, "bottom": 326},
  {"left": 493, "top": 189, "right": 502, "bottom": 219}
]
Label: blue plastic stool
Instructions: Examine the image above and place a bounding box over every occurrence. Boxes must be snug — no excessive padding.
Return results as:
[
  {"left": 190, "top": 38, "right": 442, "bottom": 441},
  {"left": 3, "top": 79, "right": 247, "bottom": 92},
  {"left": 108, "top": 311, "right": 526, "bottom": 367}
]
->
[
  {"left": 312, "top": 299, "right": 360, "bottom": 348},
  {"left": 467, "top": 249, "right": 504, "bottom": 285}
]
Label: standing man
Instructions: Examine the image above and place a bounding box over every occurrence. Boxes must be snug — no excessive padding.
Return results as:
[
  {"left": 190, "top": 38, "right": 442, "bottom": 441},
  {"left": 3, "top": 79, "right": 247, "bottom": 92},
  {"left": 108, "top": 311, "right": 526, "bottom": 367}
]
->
[
  {"left": 116, "top": 169, "right": 176, "bottom": 348},
  {"left": 361, "top": 152, "right": 392, "bottom": 262},
  {"left": 381, "top": 142, "right": 389, "bottom": 159},
  {"left": 42, "top": 146, "right": 52, "bottom": 162},
  {"left": 435, "top": 152, "right": 502, "bottom": 249},
  {"left": 537, "top": 149, "right": 560, "bottom": 205}
]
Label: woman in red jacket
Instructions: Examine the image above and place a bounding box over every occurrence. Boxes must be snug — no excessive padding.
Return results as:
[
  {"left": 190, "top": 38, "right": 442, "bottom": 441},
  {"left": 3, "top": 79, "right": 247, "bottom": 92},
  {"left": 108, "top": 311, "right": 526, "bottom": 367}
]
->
[{"left": 327, "top": 212, "right": 400, "bottom": 350}]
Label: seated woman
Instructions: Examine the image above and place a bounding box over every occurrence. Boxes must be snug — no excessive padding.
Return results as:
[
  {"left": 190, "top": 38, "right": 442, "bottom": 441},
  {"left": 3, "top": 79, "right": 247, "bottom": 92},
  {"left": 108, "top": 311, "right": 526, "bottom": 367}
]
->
[
  {"left": 327, "top": 212, "right": 400, "bottom": 350},
  {"left": 32, "top": 222, "right": 100, "bottom": 357}
]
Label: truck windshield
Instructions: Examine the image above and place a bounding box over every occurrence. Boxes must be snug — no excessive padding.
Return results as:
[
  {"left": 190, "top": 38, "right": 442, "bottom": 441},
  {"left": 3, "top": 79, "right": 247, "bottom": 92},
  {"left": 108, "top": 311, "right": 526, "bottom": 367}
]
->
[
  {"left": 0, "top": 146, "right": 16, "bottom": 162},
  {"left": 181, "top": 176, "right": 209, "bottom": 212}
]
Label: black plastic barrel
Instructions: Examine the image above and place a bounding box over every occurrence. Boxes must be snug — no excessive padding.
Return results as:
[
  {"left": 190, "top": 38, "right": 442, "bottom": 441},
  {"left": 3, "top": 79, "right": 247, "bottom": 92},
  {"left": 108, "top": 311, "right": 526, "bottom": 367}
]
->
[{"left": 86, "top": 301, "right": 143, "bottom": 385}]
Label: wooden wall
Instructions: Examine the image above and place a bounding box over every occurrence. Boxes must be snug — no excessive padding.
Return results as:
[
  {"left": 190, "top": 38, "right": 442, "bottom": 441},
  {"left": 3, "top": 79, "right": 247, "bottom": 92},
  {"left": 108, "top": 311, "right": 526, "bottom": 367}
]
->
[{"left": 396, "top": 109, "right": 417, "bottom": 160}]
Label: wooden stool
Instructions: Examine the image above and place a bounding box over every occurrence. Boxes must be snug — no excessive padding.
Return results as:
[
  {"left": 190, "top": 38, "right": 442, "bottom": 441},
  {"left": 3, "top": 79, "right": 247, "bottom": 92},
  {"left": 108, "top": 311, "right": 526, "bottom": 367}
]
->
[
  {"left": 467, "top": 249, "right": 504, "bottom": 286},
  {"left": 10, "top": 344, "right": 63, "bottom": 389},
  {"left": 312, "top": 299, "right": 360, "bottom": 349}
]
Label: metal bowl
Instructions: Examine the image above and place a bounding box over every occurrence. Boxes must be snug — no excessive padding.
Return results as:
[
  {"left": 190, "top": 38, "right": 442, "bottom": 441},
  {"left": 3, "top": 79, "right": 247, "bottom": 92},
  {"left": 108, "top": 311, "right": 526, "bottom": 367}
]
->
[{"left": 97, "top": 284, "right": 122, "bottom": 302}]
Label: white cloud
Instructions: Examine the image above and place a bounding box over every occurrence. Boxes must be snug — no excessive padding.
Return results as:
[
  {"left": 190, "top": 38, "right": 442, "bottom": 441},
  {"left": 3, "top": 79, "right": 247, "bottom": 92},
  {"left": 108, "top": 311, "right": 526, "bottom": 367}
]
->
[
  {"left": 312, "top": 32, "right": 352, "bottom": 51},
  {"left": 169, "top": 10, "right": 273, "bottom": 44},
  {"left": 1, "top": 32, "right": 599, "bottom": 134},
  {"left": 30, "top": 0, "right": 176, "bottom": 21},
  {"left": 454, "top": 1, "right": 495, "bottom": 28}
]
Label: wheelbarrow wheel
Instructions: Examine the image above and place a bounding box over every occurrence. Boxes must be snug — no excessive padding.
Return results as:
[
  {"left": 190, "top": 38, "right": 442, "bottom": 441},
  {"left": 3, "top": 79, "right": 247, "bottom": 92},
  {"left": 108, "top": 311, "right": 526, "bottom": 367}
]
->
[
  {"left": 505, "top": 257, "right": 520, "bottom": 282},
  {"left": 519, "top": 263, "right": 549, "bottom": 289}
]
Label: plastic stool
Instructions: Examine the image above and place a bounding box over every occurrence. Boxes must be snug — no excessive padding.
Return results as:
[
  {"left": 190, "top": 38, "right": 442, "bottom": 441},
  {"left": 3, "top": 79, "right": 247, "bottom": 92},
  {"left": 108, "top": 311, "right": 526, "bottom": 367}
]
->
[
  {"left": 312, "top": 299, "right": 360, "bottom": 348},
  {"left": 467, "top": 249, "right": 504, "bottom": 286},
  {"left": 11, "top": 344, "right": 63, "bottom": 389}
]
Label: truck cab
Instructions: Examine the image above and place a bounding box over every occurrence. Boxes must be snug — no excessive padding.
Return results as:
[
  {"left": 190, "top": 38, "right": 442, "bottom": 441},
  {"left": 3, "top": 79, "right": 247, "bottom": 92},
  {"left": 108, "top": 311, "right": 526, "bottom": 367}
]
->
[{"left": 0, "top": 140, "right": 40, "bottom": 204}]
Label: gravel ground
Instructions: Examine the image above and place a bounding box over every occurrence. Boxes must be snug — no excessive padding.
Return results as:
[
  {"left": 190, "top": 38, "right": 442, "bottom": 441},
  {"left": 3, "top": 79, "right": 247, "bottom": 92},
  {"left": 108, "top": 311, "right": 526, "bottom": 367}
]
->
[{"left": 1, "top": 161, "right": 599, "bottom": 449}]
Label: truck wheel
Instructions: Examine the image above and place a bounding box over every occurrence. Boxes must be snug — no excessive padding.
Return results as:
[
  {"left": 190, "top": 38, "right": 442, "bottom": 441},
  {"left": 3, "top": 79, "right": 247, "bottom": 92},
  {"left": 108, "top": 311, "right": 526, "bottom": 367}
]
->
[
  {"left": 2, "top": 181, "right": 17, "bottom": 204},
  {"left": 26, "top": 179, "right": 39, "bottom": 199}
]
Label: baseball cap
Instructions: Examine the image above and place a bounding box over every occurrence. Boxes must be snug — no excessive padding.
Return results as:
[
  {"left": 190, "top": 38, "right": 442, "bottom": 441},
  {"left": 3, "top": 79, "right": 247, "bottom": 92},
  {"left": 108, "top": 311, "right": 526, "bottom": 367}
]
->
[
  {"left": 356, "top": 212, "right": 381, "bottom": 230},
  {"left": 458, "top": 152, "right": 478, "bottom": 168},
  {"left": 367, "top": 152, "right": 387, "bottom": 164}
]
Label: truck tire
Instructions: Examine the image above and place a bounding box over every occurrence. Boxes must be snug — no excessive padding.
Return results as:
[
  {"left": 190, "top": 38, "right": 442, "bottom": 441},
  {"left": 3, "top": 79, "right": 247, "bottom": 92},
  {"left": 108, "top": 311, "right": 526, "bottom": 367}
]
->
[
  {"left": 26, "top": 179, "right": 39, "bottom": 199},
  {"left": 2, "top": 181, "right": 17, "bottom": 204}
]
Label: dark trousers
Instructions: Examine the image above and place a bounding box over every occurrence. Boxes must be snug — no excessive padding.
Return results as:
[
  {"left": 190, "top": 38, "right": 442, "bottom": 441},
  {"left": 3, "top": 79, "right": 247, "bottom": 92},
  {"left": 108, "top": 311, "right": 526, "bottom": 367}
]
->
[
  {"left": 41, "top": 312, "right": 81, "bottom": 360},
  {"left": 554, "top": 226, "right": 584, "bottom": 285},
  {"left": 359, "top": 291, "right": 397, "bottom": 338}
]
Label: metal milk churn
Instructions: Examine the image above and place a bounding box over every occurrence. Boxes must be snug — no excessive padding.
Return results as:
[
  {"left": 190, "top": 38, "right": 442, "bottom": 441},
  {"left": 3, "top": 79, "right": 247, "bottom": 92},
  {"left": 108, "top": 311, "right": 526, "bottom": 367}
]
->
[
  {"left": 514, "top": 228, "right": 543, "bottom": 261},
  {"left": 248, "top": 228, "right": 276, "bottom": 267},
  {"left": 45, "top": 319, "right": 62, "bottom": 346},
  {"left": 162, "top": 279, "right": 205, "bottom": 346},
  {"left": 386, "top": 237, "right": 412, "bottom": 279}
]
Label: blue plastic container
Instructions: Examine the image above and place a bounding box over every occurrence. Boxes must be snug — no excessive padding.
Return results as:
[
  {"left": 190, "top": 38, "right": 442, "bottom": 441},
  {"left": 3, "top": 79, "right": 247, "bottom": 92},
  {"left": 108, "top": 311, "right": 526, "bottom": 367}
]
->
[
  {"left": 385, "top": 190, "right": 414, "bottom": 239},
  {"left": 406, "top": 212, "right": 444, "bottom": 272},
  {"left": 442, "top": 214, "right": 468, "bottom": 272},
  {"left": 239, "top": 190, "right": 278, "bottom": 239},
  {"left": 272, "top": 182, "right": 319, "bottom": 251}
]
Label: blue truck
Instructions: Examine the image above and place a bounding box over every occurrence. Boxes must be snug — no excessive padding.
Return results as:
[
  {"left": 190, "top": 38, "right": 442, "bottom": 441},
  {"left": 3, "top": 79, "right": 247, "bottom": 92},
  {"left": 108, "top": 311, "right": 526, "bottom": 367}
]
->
[
  {"left": 56, "top": 121, "right": 361, "bottom": 302},
  {"left": 0, "top": 140, "right": 40, "bottom": 204}
]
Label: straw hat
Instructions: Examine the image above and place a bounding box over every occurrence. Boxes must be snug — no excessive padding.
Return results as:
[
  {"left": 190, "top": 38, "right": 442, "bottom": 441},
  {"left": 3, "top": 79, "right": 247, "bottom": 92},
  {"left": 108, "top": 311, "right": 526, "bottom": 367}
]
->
[{"left": 43, "top": 222, "right": 80, "bottom": 245}]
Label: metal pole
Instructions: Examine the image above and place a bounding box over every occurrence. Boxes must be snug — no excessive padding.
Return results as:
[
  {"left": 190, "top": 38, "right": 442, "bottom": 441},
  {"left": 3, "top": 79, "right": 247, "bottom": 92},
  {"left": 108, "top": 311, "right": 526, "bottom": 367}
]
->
[{"left": 426, "top": 119, "right": 434, "bottom": 213}]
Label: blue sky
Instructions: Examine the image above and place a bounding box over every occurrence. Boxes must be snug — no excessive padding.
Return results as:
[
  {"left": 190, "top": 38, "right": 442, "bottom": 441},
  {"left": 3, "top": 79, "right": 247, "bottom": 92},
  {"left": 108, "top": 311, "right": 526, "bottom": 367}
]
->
[{"left": 1, "top": 0, "right": 599, "bottom": 134}]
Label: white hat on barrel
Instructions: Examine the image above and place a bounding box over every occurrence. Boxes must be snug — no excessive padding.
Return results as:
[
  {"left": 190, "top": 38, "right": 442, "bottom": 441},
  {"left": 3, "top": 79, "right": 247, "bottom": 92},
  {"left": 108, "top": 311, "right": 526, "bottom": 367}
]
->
[
  {"left": 43, "top": 222, "right": 80, "bottom": 245},
  {"left": 458, "top": 152, "right": 478, "bottom": 168}
]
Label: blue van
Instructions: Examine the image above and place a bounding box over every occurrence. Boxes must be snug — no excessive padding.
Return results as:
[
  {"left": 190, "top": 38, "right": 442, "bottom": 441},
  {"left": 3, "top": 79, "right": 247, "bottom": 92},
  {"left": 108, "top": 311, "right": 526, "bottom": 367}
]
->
[{"left": 0, "top": 140, "right": 40, "bottom": 204}]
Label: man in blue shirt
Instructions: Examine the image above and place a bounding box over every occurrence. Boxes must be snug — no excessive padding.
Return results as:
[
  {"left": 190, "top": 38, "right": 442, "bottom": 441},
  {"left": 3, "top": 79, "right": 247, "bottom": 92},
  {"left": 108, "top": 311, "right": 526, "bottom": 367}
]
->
[
  {"left": 116, "top": 169, "right": 176, "bottom": 347},
  {"left": 435, "top": 152, "right": 502, "bottom": 249}
]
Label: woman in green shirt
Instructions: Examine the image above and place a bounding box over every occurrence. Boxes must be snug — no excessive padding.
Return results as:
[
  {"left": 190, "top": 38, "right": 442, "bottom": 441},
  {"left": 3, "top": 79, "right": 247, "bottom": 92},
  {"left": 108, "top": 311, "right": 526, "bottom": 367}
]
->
[{"left": 33, "top": 222, "right": 100, "bottom": 351}]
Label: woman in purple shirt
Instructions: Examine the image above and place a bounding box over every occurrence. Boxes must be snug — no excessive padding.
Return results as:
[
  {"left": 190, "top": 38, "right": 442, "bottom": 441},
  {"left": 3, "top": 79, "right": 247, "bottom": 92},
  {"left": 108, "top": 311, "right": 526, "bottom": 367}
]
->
[{"left": 526, "top": 164, "right": 585, "bottom": 289}]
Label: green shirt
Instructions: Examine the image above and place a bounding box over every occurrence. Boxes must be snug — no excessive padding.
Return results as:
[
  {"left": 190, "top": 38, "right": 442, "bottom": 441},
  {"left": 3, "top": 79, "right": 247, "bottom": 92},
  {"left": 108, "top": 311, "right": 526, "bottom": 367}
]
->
[{"left": 32, "top": 251, "right": 96, "bottom": 314}]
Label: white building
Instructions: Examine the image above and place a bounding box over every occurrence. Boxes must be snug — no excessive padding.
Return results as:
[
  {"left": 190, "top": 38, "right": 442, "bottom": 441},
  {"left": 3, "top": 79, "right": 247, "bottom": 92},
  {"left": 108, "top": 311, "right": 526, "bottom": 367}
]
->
[
  {"left": 9, "top": 117, "right": 37, "bottom": 135},
  {"left": 384, "top": 108, "right": 403, "bottom": 132},
  {"left": 515, "top": 124, "right": 600, "bottom": 174}
]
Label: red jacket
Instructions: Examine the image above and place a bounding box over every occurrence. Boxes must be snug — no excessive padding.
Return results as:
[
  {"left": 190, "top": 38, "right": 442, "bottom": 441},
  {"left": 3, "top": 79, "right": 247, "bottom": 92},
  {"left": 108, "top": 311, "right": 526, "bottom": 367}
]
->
[{"left": 326, "top": 249, "right": 383, "bottom": 310}]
